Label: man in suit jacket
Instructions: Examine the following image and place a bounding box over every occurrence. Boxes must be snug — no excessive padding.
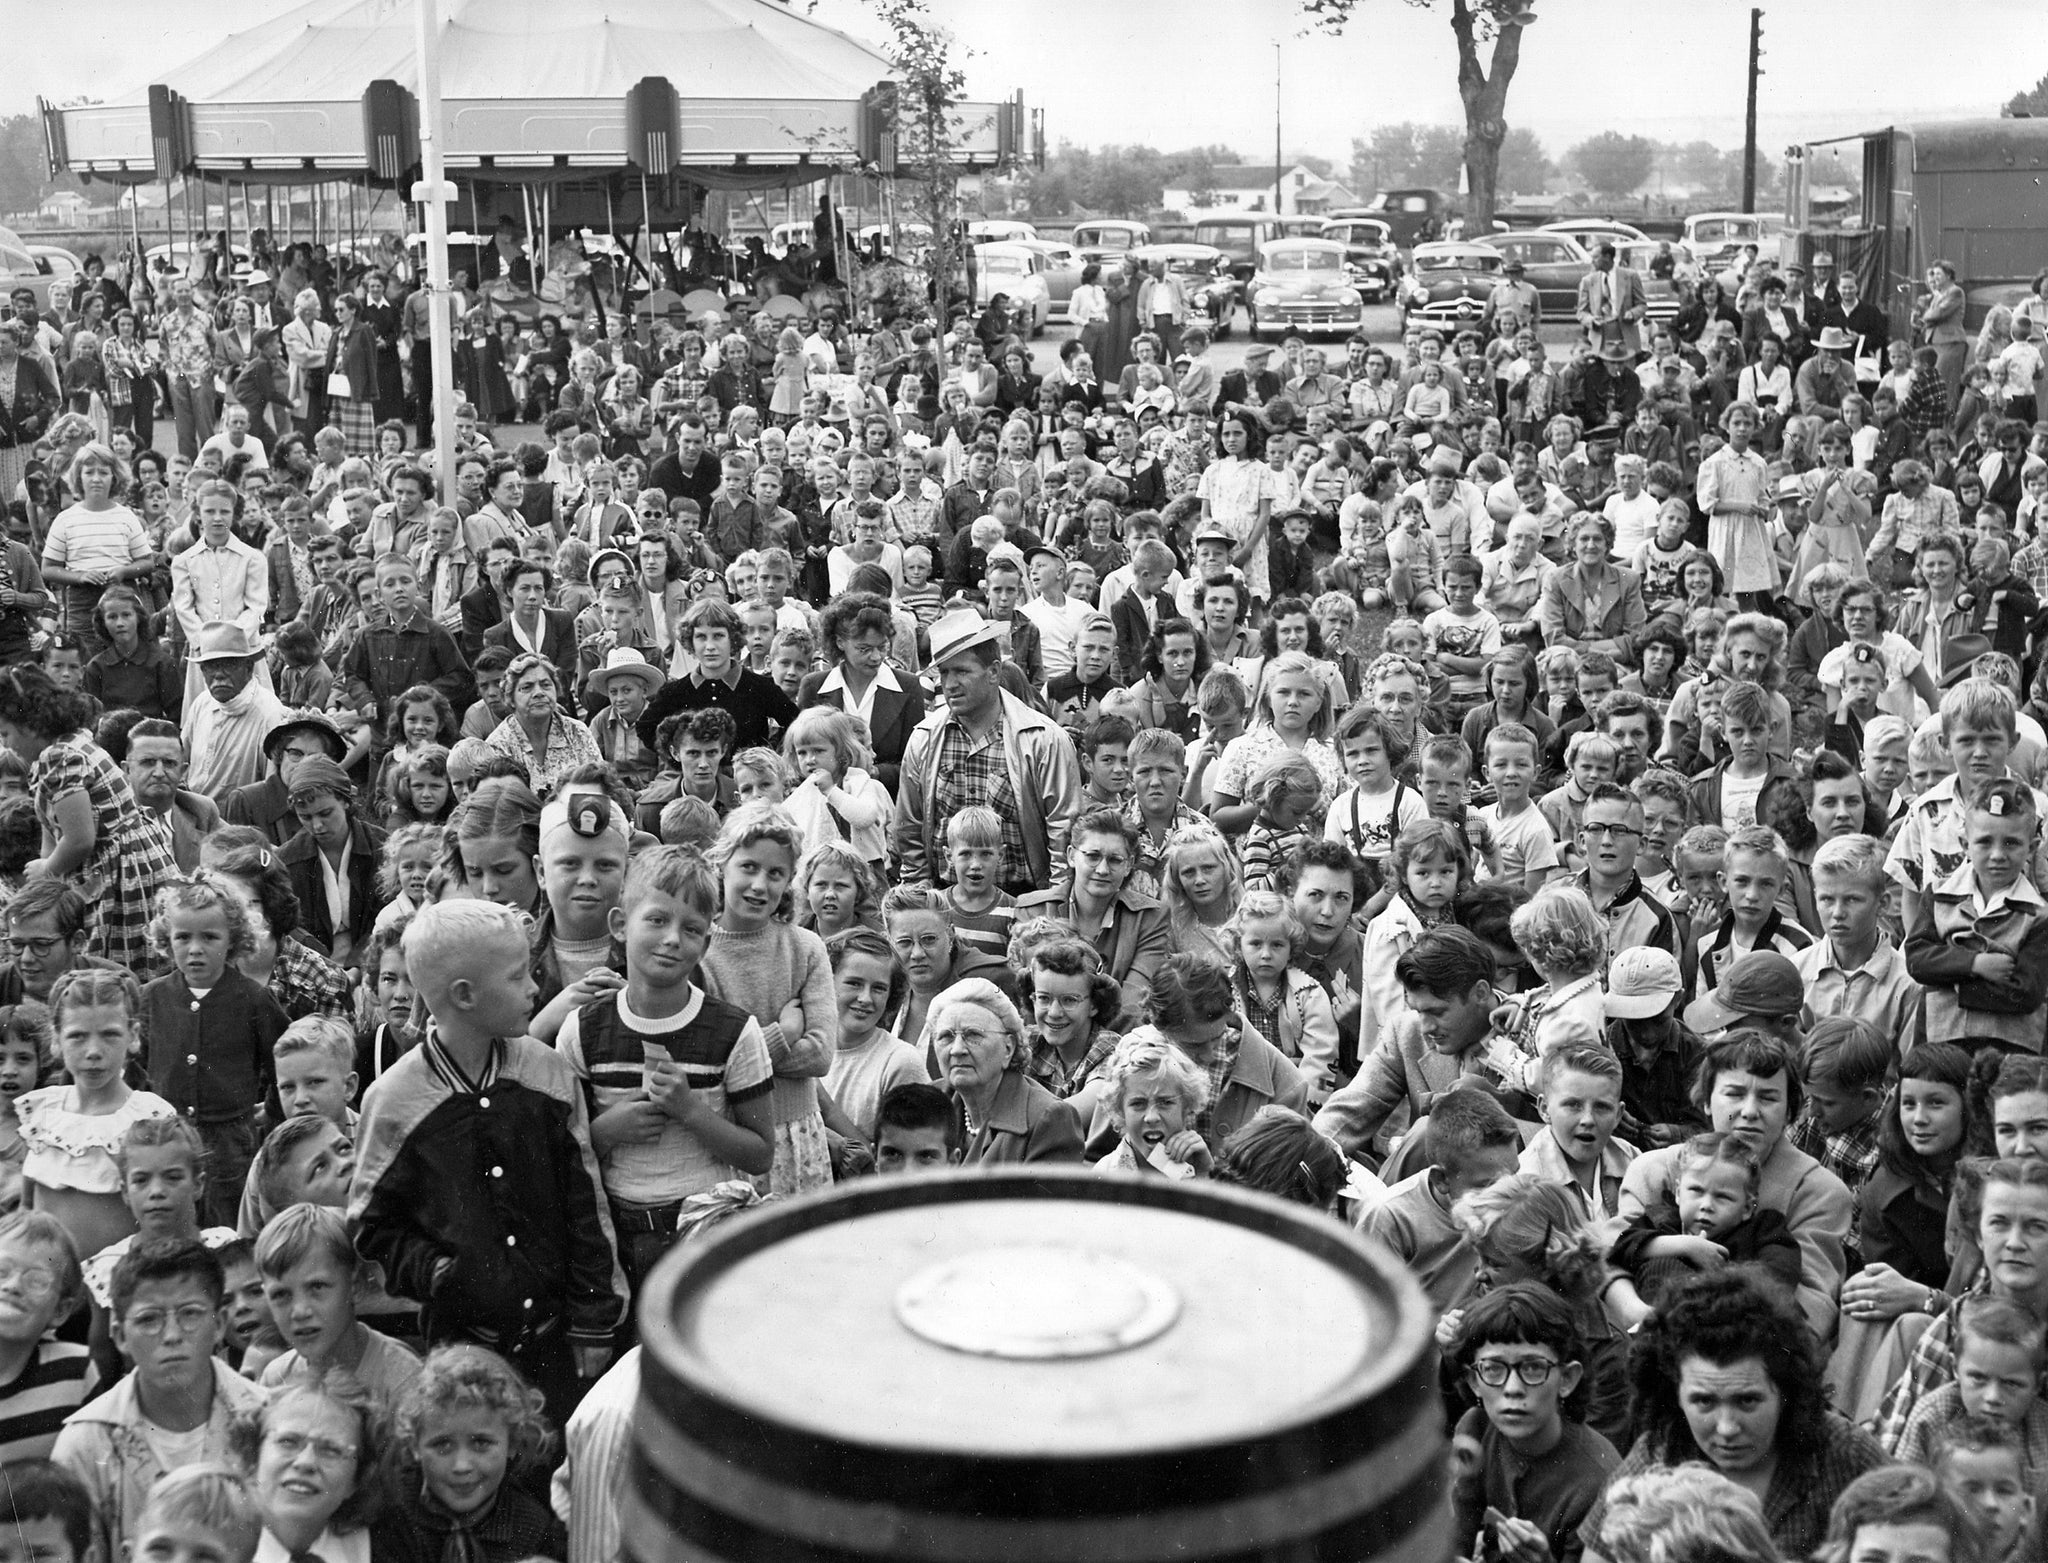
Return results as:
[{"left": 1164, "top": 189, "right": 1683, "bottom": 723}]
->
[
  {"left": 482, "top": 557, "right": 581, "bottom": 697},
  {"left": 1576, "top": 244, "right": 1649, "bottom": 359},
  {"left": 1216, "top": 344, "right": 1286, "bottom": 412}
]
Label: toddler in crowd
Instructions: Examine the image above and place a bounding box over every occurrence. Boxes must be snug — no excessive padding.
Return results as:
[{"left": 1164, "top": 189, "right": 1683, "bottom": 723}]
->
[
  {"left": 1608, "top": 1130, "right": 1801, "bottom": 1306},
  {"left": 1226, "top": 891, "right": 1337, "bottom": 1101}
]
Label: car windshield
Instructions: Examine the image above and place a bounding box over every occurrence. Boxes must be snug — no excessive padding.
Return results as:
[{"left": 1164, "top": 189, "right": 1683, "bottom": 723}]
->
[
  {"left": 1266, "top": 247, "right": 1342, "bottom": 273},
  {"left": 981, "top": 255, "right": 1029, "bottom": 276},
  {"left": 1166, "top": 257, "right": 1215, "bottom": 278},
  {"left": 1417, "top": 250, "right": 1499, "bottom": 273},
  {"left": 1088, "top": 231, "right": 1138, "bottom": 251},
  {"left": 1691, "top": 219, "right": 1749, "bottom": 244}
]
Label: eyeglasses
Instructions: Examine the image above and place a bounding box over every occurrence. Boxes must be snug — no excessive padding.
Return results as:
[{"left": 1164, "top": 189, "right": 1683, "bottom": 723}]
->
[
  {"left": 268, "top": 1430, "right": 360, "bottom": 1467},
  {"left": 0, "top": 1262, "right": 57, "bottom": 1301},
  {"left": 4, "top": 936, "right": 60, "bottom": 958},
  {"left": 1580, "top": 821, "right": 1641, "bottom": 840},
  {"left": 934, "top": 1028, "right": 1000, "bottom": 1050},
  {"left": 1468, "top": 1357, "right": 1562, "bottom": 1388},
  {"left": 124, "top": 1302, "right": 215, "bottom": 1338},
  {"left": 1074, "top": 849, "right": 1131, "bottom": 872}
]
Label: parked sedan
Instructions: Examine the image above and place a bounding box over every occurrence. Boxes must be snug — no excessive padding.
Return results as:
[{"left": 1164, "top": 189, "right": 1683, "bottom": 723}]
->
[
  {"left": 1246, "top": 239, "right": 1366, "bottom": 341},
  {"left": 1129, "top": 243, "right": 1237, "bottom": 337},
  {"left": 972, "top": 243, "right": 1051, "bottom": 335},
  {"left": 1072, "top": 220, "right": 1150, "bottom": 264},
  {"left": 1018, "top": 239, "right": 1084, "bottom": 323},
  {"left": 1399, "top": 242, "right": 1505, "bottom": 331},
  {"left": 1319, "top": 217, "right": 1400, "bottom": 302},
  {"left": 1615, "top": 240, "right": 1696, "bottom": 325},
  {"left": 1481, "top": 230, "right": 1592, "bottom": 320}
]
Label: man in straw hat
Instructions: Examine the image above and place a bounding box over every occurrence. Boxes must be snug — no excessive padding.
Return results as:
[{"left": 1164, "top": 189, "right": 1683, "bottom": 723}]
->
[
  {"left": 183, "top": 623, "right": 288, "bottom": 804},
  {"left": 893, "top": 607, "right": 1082, "bottom": 896},
  {"left": 1796, "top": 325, "right": 1860, "bottom": 427}
]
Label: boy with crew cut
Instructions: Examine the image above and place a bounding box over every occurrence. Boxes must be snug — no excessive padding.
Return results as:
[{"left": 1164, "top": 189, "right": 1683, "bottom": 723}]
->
[
  {"left": 1361, "top": 1085, "right": 1523, "bottom": 1313},
  {"left": 1572, "top": 782, "right": 1677, "bottom": 981},
  {"left": 1796, "top": 832, "right": 1920, "bottom": 1048},
  {"left": 129, "top": 1464, "right": 264, "bottom": 1563},
  {"left": 557, "top": 846, "right": 775, "bottom": 1298},
  {"left": 1684, "top": 824, "right": 1812, "bottom": 1005},
  {"left": 236, "top": 1016, "right": 358, "bottom": 1239},
  {"left": 1478, "top": 722, "right": 1560, "bottom": 891},
  {"left": 1889, "top": 678, "right": 2048, "bottom": 929},
  {"left": 349, "top": 898, "right": 625, "bottom": 1417},
  {"left": 1520, "top": 1043, "right": 1637, "bottom": 1223},
  {"left": 255, "top": 1202, "right": 421, "bottom": 1406},
  {"left": 52, "top": 1240, "right": 266, "bottom": 1550}
]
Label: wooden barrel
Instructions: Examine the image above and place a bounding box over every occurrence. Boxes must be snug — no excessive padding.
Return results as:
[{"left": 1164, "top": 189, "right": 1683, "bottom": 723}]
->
[{"left": 626, "top": 1167, "right": 1449, "bottom": 1563}]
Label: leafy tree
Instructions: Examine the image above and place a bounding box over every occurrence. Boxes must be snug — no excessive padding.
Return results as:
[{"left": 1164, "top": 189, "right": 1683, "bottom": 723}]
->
[
  {"left": 1350, "top": 122, "right": 1465, "bottom": 194},
  {"left": 2007, "top": 68, "right": 2048, "bottom": 117},
  {"left": 1294, "top": 153, "right": 1335, "bottom": 179},
  {"left": 1496, "top": 126, "right": 1551, "bottom": 196},
  {"left": 1569, "top": 131, "right": 1657, "bottom": 199},
  {"left": 1088, "top": 144, "right": 1168, "bottom": 218},
  {"left": 872, "top": 0, "right": 989, "bottom": 315},
  {"left": 1304, "top": 0, "right": 1534, "bottom": 228}
]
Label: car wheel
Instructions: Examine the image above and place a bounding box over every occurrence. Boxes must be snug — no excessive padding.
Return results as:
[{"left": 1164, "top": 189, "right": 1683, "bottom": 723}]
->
[{"left": 1248, "top": 310, "right": 1265, "bottom": 342}]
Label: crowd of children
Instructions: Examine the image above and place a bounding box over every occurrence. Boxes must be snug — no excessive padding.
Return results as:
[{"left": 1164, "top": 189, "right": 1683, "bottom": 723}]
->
[{"left": 0, "top": 240, "right": 2046, "bottom": 1562}]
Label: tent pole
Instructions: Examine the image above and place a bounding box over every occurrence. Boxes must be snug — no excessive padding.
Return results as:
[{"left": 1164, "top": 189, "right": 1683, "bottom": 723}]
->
[{"left": 412, "top": 0, "right": 459, "bottom": 502}]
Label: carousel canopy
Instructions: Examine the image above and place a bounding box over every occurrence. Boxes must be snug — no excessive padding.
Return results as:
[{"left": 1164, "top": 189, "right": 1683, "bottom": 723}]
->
[{"left": 41, "top": 0, "right": 1030, "bottom": 191}]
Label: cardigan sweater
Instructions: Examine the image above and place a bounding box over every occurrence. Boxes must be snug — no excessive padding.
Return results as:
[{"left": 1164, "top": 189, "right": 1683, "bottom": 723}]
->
[
  {"left": 140, "top": 967, "right": 286, "bottom": 1123},
  {"left": 698, "top": 920, "right": 837, "bottom": 1131}
]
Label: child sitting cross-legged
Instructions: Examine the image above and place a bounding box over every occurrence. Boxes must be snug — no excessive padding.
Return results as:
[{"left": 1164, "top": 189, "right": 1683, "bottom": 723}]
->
[
  {"left": 1905, "top": 776, "right": 2048, "bottom": 1056},
  {"left": 254, "top": 1201, "right": 423, "bottom": 1406},
  {"left": 1518, "top": 1043, "right": 1636, "bottom": 1223},
  {"left": 1607, "top": 1130, "right": 1802, "bottom": 1308},
  {"left": 1892, "top": 1294, "right": 2048, "bottom": 1473},
  {"left": 1928, "top": 1414, "right": 2036, "bottom": 1563},
  {"left": 1225, "top": 890, "right": 1338, "bottom": 1105},
  {"left": 1448, "top": 1281, "right": 1620, "bottom": 1563},
  {"left": 1091, "top": 1032, "right": 1214, "bottom": 1180}
]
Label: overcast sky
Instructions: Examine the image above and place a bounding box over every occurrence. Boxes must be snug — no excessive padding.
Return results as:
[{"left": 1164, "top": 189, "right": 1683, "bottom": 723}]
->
[{"left": 15, "top": 0, "right": 2035, "bottom": 169}]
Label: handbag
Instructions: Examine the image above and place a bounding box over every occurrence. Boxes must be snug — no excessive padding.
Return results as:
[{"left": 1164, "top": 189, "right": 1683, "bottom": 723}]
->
[{"left": 327, "top": 371, "right": 354, "bottom": 401}]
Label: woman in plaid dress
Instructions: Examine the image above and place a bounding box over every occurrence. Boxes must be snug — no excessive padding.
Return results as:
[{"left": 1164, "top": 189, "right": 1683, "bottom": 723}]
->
[
  {"left": 327, "top": 292, "right": 381, "bottom": 458},
  {"left": 0, "top": 666, "right": 178, "bottom": 973}
]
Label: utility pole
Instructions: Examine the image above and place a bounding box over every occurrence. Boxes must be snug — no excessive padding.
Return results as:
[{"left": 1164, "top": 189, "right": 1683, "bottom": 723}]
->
[
  {"left": 412, "top": 0, "right": 458, "bottom": 501},
  {"left": 1274, "top": 44, "right": 1283, "bottom": 217},
  {"left": 1742, "top": 8, "right": 1763, "bottom": 214}
]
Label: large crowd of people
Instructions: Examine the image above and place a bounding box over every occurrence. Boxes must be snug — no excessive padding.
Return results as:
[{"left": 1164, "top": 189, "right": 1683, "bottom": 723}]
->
[{"left": 0, "top": 226, "right": 2037, "bottom": 1563}]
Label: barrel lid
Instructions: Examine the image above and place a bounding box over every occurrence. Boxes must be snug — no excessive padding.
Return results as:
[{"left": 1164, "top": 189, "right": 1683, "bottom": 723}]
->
[{"left": 641, "top": 1169, "right": 1430, "bottom": 1460}]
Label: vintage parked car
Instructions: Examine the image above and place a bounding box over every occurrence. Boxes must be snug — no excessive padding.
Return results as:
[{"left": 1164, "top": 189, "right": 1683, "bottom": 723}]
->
[
  {"left": 1538, "top": 218, "right": 1650, "bottom": 250},
  {"left": 1615, "top": 239, "right": 1700, "bottom": 324},
  {"left": 1246, "top": 239, "right": 1367, "bottom": 341},
  {"left": 1071, "top": 220, "right": 1151, "bottom": 264},
  {"left": 1128, "top": 243, "right": 1237, "bottom": 336},
  {"left": 967, "top": 219, "right": 1039, "bottom": 244},
  {"left": 1016, "top": 238, "right": 1084, "bottom": 323},
  {"left": 1682, "top": 210, "right": 1786, "bottom": 271},
  {"left": 971, "top": 242, "right": 1052, "bottom": 335},
  {"left": 1480, "top": 230, "right": 1593, "bottom": 321},
  {"left": 1398, "top": 242, "right": 1506, "bottom": 332},
  {"left": 1319, "top": 217, "right": 1400, "bottom": 302}
]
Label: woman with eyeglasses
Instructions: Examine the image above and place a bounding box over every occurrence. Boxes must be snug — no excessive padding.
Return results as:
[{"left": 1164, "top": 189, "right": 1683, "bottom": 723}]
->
[
  {"left": 930, "top": 977, "right": 1084, "bottom": 1166},
  {"left": 228, "top": 1378, "right": 387, "bottom": 1563}
]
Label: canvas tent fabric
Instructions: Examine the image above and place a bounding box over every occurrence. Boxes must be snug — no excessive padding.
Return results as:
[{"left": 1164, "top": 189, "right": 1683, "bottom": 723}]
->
[{"left": 115, "top": 0, "right": 894, "bottom": 106}]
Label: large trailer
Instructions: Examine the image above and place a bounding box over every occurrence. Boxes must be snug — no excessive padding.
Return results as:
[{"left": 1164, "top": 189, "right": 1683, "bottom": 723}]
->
[{"left": 1817, "top": 117, "right": 2048, "bottom": 338}]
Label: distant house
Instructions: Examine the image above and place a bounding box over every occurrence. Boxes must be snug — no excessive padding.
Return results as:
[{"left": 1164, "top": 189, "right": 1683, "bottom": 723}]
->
[
  {"left": 36, "top": 190, "right": 90, "bottom": 223},
  {"left": 1160, "top": 164, "right": 1357, "bottom": 218}
]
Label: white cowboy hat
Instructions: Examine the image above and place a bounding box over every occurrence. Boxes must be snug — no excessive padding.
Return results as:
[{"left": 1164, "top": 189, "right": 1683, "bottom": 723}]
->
[
  {"left": 927, "top": 608, "right": 1003, "bottom": 667},
  {"left": 583, "top": 647, "right": 666, "bottom": 700}
]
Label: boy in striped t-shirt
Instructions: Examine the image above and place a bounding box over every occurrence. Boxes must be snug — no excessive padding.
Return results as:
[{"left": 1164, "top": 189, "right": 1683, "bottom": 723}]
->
[
  {"left": 556, "top": 846, "right": 774, "bottom": 1297},
  {"left": 0, "top": 1211, "right": 96, "bottom": 1462}
]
